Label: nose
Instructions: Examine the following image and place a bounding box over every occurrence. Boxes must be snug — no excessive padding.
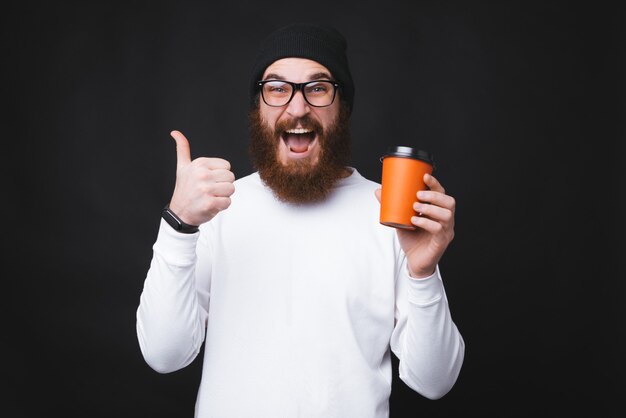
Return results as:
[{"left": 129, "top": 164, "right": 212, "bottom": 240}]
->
[{"left": 286, "top": 90, "right": 311, "bottom": 118}]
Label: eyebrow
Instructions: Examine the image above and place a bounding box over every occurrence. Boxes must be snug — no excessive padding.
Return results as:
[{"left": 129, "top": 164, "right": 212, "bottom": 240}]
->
[{"left": 263, "top": 72, "right": 334, "bottom": 81}]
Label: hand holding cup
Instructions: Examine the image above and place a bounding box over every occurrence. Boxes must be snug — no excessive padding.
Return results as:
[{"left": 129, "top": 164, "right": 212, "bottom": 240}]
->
[{"left": 376, "top": 146, "right": 455, "bottom": 278}]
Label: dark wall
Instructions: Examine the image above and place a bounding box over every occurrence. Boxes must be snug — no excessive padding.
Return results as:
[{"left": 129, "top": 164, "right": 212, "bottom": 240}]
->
[{"left": 5, "top": 1, "right": 624, "bottom": 417}]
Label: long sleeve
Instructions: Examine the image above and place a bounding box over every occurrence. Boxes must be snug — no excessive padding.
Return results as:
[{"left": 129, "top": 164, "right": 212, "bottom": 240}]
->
[
  {"left": 135, "top": 171, "right": 465, "bottom": 416},
  {"left": 390, "top": 263, "right": 465, "bottom": 399},
  {"left": 136, "top": 219, "right": 211, "bottom": 374}
]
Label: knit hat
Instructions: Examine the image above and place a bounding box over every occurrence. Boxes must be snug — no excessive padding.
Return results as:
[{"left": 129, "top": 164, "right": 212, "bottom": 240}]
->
[{"left": 249, "top": 22, "right": 355, "bottom": 112}]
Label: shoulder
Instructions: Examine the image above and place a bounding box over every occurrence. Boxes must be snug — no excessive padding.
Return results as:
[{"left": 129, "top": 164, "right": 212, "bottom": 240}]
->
[
  {"left": 231, "top": 172, "right": 269, "bottom": 197},
  {"left": 234, "top": 171, "right": 262, "bottom": 187},
  {"left": 337, "top": 168, "right": 381, "bottom": 195}
]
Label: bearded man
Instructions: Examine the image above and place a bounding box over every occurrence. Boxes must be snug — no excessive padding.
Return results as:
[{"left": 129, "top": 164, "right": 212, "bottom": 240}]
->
[{"left": 136, "top": 22, "right": 465, "bottom": 418}]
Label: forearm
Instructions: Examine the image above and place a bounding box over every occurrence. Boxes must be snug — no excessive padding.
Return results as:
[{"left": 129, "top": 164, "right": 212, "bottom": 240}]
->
[
  {"left": 393, "top": 267, "right": 465, "bottom": 399},
  {"left": 136, "top": 220, "right": 207, "bottom": 373}
]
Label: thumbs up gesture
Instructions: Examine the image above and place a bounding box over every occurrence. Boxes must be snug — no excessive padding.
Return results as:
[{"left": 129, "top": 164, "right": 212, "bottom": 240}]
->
[{"left": 167, "top": 130, "right": 235, "bottom": 226}]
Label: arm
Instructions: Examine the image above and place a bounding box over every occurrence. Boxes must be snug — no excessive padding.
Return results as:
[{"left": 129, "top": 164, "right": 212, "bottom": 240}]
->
[
  {"left": 390, "top": 263, "right": 465, "bottom": 399},
  {"left": 376, "top": 173, "right": 464, "bottom": 398},
  {"left": 136, "top": 130, "right": 234, "bottom": 373},
  {"left": 136, "top": 221, "right": 209, "bottom": 373}
]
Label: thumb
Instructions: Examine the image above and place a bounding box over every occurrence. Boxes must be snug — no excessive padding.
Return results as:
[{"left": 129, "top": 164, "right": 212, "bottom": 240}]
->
[
  {"left": 374, "top": 188, "right": 382, "bottom": 203},
  {"left": 170, "top": 130, "right": 192, "bottom": 168}
]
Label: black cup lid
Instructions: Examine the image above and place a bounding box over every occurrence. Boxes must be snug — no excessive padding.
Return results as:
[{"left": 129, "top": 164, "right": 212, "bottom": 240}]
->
[{"left": 382, "top": 146, "right": 435, "bottom": 165}]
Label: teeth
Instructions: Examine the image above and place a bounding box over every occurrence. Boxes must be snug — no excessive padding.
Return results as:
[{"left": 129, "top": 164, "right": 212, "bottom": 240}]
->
[{"left": 285, "top": 128, "right": 313, "bottom": 134}]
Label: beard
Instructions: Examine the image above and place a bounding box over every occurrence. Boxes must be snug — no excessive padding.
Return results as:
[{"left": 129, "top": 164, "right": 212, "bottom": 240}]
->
[{"left": 248, "top": 101, "right": 352, "bottom": 204}]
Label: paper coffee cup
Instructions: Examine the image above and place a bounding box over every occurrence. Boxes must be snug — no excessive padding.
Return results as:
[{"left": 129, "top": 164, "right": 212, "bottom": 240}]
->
[{"left": 379, "top": 146, "right": 435, "bottom": 230}]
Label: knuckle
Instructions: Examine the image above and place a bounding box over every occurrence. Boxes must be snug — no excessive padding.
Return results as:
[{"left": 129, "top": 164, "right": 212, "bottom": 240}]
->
[
  {"left": 197, "top": 170, "right": 210, "bottom": 181},
  {"left": 205, "top": 169, "right": 219, "bottom": 180},
  {"left": 218, "top": 197, "right": 232, "bottom": 210},
  {"left": 191, "top": 158, "right": 206, "bottom": 168},
  {"left": 218, "top": 169, "right": 236, "bottom": 183},
  {"left": 220, "top": 170, "right": 235, "bottom": 182},
  {"left": 206, "top": 198, "right": 221, "bottom": 212},
  {"left": 211, "top": 158, "right": 231, "bottom": 170},
  {"left": 201, "top": 184, "right": 216, "bottom": 195}
]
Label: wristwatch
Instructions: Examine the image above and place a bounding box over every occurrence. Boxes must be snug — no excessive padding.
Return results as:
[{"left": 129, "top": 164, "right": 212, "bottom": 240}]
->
[{"left": 161, "top": 204, "right": 199, "bottom": 234}]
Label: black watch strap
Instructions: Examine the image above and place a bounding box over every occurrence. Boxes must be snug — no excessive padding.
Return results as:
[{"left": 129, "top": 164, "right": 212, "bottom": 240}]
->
[{"left": 161, "top": 204, "right": 199, "bottom": 234}]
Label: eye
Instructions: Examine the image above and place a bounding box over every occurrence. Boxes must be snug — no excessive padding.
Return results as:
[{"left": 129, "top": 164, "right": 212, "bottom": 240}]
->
[
  {"left": 305, "top": 82, "right": 331, "bottom": 95},
  {"left": 264, "top": 81, "right": 290, "bottom": 94}
]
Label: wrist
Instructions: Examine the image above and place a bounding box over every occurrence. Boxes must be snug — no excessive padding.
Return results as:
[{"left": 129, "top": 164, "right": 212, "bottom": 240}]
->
[
  {"left": 161, "top": 204, "right": 199, "bottom": 234},
  {"left": 408, "top": 266, "right": 436, "bottom": 279}
]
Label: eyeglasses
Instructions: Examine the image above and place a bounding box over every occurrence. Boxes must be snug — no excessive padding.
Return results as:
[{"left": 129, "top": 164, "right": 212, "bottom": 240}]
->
[{"left": 257, "top": 80, "right": 340, "bottom": 107}]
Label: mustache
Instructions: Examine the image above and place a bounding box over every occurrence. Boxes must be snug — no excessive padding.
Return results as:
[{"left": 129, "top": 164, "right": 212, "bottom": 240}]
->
[
  {"left": 248, "top": 102, "right": 352, "bottom": 204},
  {"left": 274, "top": 115, "right": 324, "bottom": 135}
]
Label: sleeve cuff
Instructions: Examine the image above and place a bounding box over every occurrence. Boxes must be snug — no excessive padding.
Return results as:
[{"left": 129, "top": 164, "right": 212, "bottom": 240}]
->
[
  {"left": 405, "top": 265, "right": 445, "bottom": 307},
  {"left": 152, "top": 218, "right": 201, "bottom": 266}
]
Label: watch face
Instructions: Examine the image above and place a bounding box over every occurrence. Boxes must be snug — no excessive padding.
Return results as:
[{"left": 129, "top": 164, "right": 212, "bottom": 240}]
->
[
  {"left": 162, "top": 206, "right": 198, "bottom": 233},
  {"left": 163, "top": 208, "right": 182, "bottom": 230}
]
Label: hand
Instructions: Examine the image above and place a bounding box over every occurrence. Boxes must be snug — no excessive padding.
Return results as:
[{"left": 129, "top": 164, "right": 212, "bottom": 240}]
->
[
  {"left": 168, "top": 130, "right": 235, "bottom": 226},
  {"left": 375, "top": 173, "right": 455, "bottom": 278}
]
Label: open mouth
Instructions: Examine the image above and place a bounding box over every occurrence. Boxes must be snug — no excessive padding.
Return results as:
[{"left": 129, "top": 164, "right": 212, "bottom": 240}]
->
[{"left": 281, "top": 128, "right": 317, "bottom": 154}]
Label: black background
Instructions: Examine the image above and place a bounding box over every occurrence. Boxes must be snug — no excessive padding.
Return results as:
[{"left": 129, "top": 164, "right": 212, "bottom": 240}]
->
[{"left": 4, "top": 1, "right": 624, "bottom": 417}]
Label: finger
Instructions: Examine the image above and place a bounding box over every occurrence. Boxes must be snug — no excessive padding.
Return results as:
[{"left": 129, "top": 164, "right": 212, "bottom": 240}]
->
[
  {"left": 414, "top": 201, "right": 453, "bottom": 223},
  {"left": 417, "top": 190, "right": 456, "bottom": 211},
  {"left": 410, "top": 215, "right": 445, "bottom": 234},
  {"left": 424, "top": 173, "right": 445, "bottom": 194},
  {"left": 208, "top": 168, "right": 236, "bottom": 183},
  {"left": 194, "top": 157, "right": 232, "bottom": 171},
  {"left": 206, "top": 182, "right": 236, "bottom": 198},
  {"left": 374, "top": 188, "right": 382, "bottom": 203},
  {"left": 170, "top": 130, "right": 192, "bottom": 168},
  {"left": 210, "top": 196, "right": 232, "bottom": 212}
]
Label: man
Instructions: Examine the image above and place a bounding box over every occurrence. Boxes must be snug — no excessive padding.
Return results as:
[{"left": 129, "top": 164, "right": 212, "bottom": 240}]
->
[{"left": 136, "top": 22, "right": 464, "bottom": 417}]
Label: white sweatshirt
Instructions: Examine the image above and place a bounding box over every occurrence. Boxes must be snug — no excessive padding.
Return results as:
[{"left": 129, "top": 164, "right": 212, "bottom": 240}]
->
[{"left": 136, "top": 168, "right": 464, "bottom": 418}]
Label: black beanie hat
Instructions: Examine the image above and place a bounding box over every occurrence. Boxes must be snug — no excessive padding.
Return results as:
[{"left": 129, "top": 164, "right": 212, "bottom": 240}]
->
[{"left": 249, "top": 22, "right": 355, "bottom": 112}]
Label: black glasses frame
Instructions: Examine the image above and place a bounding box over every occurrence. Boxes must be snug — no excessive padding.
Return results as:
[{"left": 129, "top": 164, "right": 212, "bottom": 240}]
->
[{"left": 257, "top": 80, "right": 340, "bottom": 107}]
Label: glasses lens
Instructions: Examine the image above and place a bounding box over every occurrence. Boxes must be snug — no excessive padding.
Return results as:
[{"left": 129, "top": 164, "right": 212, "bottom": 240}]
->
[
  {"left": 303, "top": 81, "right": 335, "bottom": 106},
  {"left": 262, "top": 81, "right": 293, "bottom": 106}
]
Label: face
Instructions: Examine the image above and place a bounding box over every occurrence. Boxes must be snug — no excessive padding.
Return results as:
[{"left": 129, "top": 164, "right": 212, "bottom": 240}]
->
[
  {"left": 249, "top": 58, "right": 352, "bottom": 204},
  {"left": 260, "top": 58, "right": 341, "bottom": 166}
]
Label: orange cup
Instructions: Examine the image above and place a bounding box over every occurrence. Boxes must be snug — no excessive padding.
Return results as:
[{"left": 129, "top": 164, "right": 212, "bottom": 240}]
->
[{"left": 379, "top": 146, "right": 434, "bottom": 230}]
